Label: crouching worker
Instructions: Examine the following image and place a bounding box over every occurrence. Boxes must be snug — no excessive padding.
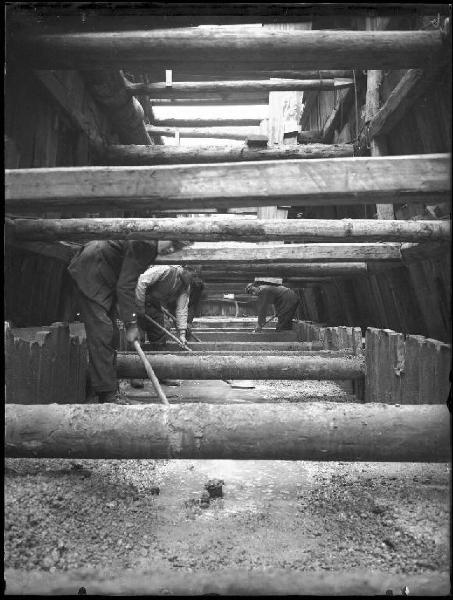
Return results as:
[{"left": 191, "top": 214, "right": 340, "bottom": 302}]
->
[
  {"left": 68, "top": 240, "right": 158, "bottom": 403},
  {"left": 245, "top": 282, "right": 300, "bottom": 332},
  {"left": 134, "top": 265, "right": 197, "bottom": 385}
]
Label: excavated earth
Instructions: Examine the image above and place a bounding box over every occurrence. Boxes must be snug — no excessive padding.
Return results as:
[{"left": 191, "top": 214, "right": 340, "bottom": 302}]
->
[{"left": 4, "top": 380, "right": 451, "bottom": 595}]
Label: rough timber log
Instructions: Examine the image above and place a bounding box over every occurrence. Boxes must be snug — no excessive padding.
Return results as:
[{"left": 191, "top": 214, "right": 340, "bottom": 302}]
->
[
  {"left": 116, "top": 353, "right": 364, "bottom": 380},
  {"left": 198, "top": 263, "right": 369, "bottom": 276},
  {"left": 148, "top": 69, "right": 355, "bottom": 81},
  {"left": 146, "top": 125, "right": 265, "bottom": 140},
  {"left": 80, "top": 71, "right": 152, "bottom": 145},
  {"left": 368, "top": 69, "right": 429, "bottom": 139},
  {"left": 11, "top": 217, "right": 449, "bottom": 243},
  {"left": 103, "top": 143, "right": 352, "bottom": 165},
  {"left": 126, "top": 78, "right": 354, "bottom": 97},
  {"left": 16, "top": 30, "right": 444, "bottom": 70},
  {"left": 5, "top": 155, "right": 449, "bottom": 213},
  {"left": 5, "top": 403, "right": 449, "bottom": 461},
  {"left": 154, "top": 117, "right": 262, "bottom": 127},
  {"left": 154, "top": 244, "right": 403, "bottom": 264},
  {"left": 4, "top": 567, "right": 450, "bottom": 596}
]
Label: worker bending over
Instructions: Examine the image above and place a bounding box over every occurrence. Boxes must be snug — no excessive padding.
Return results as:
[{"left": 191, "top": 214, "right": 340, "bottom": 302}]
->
[
  {"left": 68, "top": 240, "right": 158, "bottom": 403},
  {"left": 135, "top": 264, "right": 197, "bottom": 346},
  {"left": 245, "top": 282, "right": 300, "bottom": 332}
]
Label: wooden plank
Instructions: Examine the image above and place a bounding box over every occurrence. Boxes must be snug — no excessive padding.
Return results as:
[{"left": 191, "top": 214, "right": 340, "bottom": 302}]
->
[
  {"left": 365, "top": 328, "right": 379, "bottom": 403},
  {"left": 155, "top": 243, "right": 403, "bottom": 264},
  {"left": 201, "top": 263, "right": 369, "bottom": 275},
  {"left": 369, "top": 69, "right": 432, "bottom": 138},
  {"left": 402, "top": 335, "right": 423, "bottom": 405},
  {"left": 154, "top": 117, "right": 262, "bottom": 127},
  {"left": 322, "top": 87, "right": 355, "bottom": 143},
  {"left": 16, "top": 30, "right": 444, "bottom": 70},
  {"left": 5, "top": 403, "right": 449, "bottom": 462},
  {"left": 146, "top": 125, "right": 266, "bottom": 140},
  {"left": 127, "top": 78, "right": 354, "bottom": 97},
  {"left": 5, "top": 569, "right": 449, "bottom": 598},
  {"left": 6, "top": 155, "right": 449, "bottom": 213}
]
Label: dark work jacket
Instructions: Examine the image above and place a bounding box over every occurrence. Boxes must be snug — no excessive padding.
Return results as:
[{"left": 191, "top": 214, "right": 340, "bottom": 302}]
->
[
  {"left": 68, "top": 240, "right": 158, "bottom": 323},
  {"left": 256, "top": 284, "right": 299, "bottom": 327}
]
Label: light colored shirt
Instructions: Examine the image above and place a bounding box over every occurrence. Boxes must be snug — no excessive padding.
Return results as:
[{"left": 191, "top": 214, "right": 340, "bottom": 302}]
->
[{"left": 135, "top": 265, "right": 190, "bottom": 331}]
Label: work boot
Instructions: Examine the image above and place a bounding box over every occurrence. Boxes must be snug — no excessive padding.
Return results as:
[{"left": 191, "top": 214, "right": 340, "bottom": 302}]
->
[
  {"left": 97, "top": 390, "right": 118, "bottom": 404},
  {"left": 98, "top": 389, "right": 131, "bottom": 404},
  {"left": 130, "top": 379, "right": 145, "bottom": 389}
]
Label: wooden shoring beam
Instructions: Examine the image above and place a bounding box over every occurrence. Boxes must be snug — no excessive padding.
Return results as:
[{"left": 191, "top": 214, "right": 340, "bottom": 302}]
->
[
  {"left": 14, "top": 30, "right": 445, "bottom": 70},
  {"left": 4, "top": 566, "right": 450, "bottom": 596},
  {"left": 10, "top": 217, "right": 450, "bottom": 243},
  {"left": 154, "top": 117, "right": 262, "bottom": 127},
  {"left": 5, "top": 403, "right": 449, "bottom": 462},
  {"left": 80, "top": 71, "right": 152, "bottom": 145},
  {"left": 103, "top": 143, "right": 351, "bottom": 165},
  {"left": 123, "top": 353, "right": 364, "bottom": 381},
  {"left": 368, "top": 68, "right": 440, "bottom": 139},
  {"left": 126, "top": 78, "right": 354, "bottom": 98},
  {"left": 146, "top": 125, "right": 263, "bottom": 140},
  {"left": 145, "top": 69, "right": 355, "bottom": 82},
  {"left": 154, "top": 243, "right": 403, "bottom": 264},
  {"left": 5, "top": 155, "right": 449, "bottom": 214},
  {"left": 322, "top": 86, "right": 356, "bottom": 143}
]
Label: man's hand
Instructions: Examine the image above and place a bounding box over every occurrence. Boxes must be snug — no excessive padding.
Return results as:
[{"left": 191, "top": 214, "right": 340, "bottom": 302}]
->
[
  {"left": 253, "top": 327, "right": 263, "bottom": 334},
  {"left": 126, "top": 324, "right": 140, "bottom": 343},
  {"left": 179, "top": 331, "right": 187, "bottom": 344}
]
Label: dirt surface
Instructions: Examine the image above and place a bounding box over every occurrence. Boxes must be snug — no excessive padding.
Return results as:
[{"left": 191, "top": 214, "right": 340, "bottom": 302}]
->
[{"left": 4, "top": 456, "right": 450, "bottom": 592}]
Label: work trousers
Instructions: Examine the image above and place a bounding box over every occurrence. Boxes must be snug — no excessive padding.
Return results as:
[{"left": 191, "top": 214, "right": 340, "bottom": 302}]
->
[
  {"left": 276, "top": 298, "right": 300, "bottom": 331},
  {"left": 76, "top": 288, "right": 120, "bottom": 394}
]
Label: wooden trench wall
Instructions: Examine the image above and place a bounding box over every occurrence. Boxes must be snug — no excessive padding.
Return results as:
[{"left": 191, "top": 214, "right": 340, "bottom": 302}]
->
[{"left": 4, "top": 319, "right": 450, "bottom": 406}]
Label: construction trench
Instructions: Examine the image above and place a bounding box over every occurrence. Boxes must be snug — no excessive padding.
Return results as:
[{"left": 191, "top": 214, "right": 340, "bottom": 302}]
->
[{"left": 4, "top": 4, "right": 452, "bottom": 597}]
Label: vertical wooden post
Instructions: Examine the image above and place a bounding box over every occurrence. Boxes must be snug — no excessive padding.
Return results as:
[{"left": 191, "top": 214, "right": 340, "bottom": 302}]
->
[
  {"left": 365, "top": 14, "right": 395, "bottom": 220},
  {"left": 365, "top": 328, "right": 378, "bottom": 403}
]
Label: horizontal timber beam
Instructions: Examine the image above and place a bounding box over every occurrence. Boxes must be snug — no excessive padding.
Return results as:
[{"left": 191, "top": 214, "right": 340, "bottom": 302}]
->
[
  {"left": 146, "top": 125, "right": 263, "bottom": 140},
  {"left": 6, "top": 154, "right": 449, "bottom": 213},
  {"left": 154, "top": 244, "right": 403, "bottom": 264},
  {"left": 115, "top": 353, "right": 365, "bottom": 380},
  {"left": 10, "top": 218, "right": 449, "bottom": 243},
  {"left": 153, "top": 117, "right": 261, "bottom": 127},
  {"left": 15, "top": 30, "right": 445, "bottom": 70},
  {"left": 5, "top": 403, "right": 449, "bottom": 461},
  {"left": 4, "top": 567, "right": 450, "bottom": 596},
  {"left": 103, "top": 143, "right": 352, "bottom": 165},
  {"left": 126, "top": 78, "right": 353, "bottom": 97},
  {"left": 148, "top": 70, "right": 356, "bottom": 81}
]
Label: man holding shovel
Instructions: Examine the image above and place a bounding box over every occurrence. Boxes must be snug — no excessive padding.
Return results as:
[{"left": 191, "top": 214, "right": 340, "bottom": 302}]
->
[{"left": 132, "top": 264, "right": 197, "bottom": 386}]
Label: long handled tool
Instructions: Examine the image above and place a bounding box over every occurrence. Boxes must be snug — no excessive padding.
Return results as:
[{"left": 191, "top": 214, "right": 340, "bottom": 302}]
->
[
  {"left": 144, "top": 313, "right": 235, "bottom": 386},
  {"left": 161, "top": 306, "right": 202, "bottom": 342},
  {"left": 133, "top": 340, "right": 169, "bottom": 405},
  {"left": 144, "top": 313, "right": 192, "bottom": 351}
]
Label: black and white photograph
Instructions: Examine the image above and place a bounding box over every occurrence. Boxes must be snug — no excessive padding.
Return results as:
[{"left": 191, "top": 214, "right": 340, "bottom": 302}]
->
[{"left": 4, "top": 2, "right": 451, "bottom": 595}]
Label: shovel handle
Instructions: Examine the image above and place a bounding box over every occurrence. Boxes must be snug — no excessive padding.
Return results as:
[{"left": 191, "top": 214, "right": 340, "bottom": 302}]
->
[{"left": 133, "top": 340, "right": 169, "bottom": 405}]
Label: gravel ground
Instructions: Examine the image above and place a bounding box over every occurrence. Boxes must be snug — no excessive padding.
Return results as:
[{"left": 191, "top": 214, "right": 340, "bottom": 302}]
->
[{"left": 5, "top": 457, "right": 450, "bottom": 582}]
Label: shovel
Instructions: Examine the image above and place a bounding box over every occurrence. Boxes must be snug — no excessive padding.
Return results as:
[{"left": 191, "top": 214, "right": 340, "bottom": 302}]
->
[{"left": 133, "top": 340, "right": 169, "bottom": 405}]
